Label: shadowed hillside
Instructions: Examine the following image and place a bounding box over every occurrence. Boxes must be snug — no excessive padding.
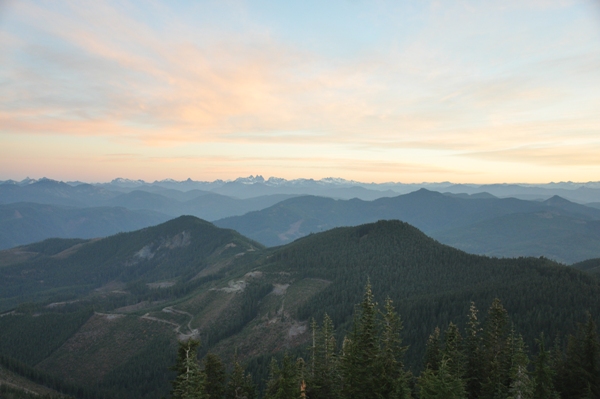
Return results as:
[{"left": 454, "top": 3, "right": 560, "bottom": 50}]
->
[{"left": 2, "top": 218, "right": 600, "bottom": 398}]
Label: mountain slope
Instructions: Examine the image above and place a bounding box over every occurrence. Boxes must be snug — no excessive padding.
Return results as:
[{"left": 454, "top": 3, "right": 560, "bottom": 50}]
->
[
  {"left": 232, "top": 220, "right": 600, "bottom": 374},
  {"left": 0, "top": 363, "right": 67, "bottom": 398},
  {"left": 432, "top": 210, "right": 600, "bottom": 263},
  {"left": 2, "top": 218, "right": 600, "bottom": 398},
  {"left": 0, "top": 216, "right": 263, "bottom": 311},
  {"left": 573, "top": 258, "right": 600, "bottom": 274},
  {"left": 215, "top": 196, "right": 370, "bottom": 245}
]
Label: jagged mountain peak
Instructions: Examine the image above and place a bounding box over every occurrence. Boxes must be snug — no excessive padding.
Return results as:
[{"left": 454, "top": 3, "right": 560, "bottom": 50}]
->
[{"left": 234, "top": 175, "right": 266, "bottom": 184}]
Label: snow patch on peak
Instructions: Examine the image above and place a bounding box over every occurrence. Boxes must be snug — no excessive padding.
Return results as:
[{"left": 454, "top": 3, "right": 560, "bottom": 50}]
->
[
  {"left": 319, "top": 177, "right": 358, "bottom": 186},
  {"left": 110, "top": 178, "right": 146, "bottom": 187},
  {"left": 265, "top": 177, "right": 288, "bottom": 186},
  {"left": 19, "top": 177, "right": 38, "bottom": 186},
  {"left": 234, "top": 175, "right": 265, "bottom": 184}
]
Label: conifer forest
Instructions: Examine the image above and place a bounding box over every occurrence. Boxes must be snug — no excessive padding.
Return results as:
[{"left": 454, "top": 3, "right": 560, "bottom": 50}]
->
[{"left": 170, "top": 283, "right": 600, "bottom": 399}]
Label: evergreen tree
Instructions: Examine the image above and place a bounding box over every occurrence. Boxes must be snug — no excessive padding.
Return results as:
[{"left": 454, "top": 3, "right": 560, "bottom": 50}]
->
[
  {"left": 203, "top": 353, "right": 226, "bottom": 399},
  {"left": 557, "top": 314, "right": 600, "bottom": 399},
  {"left": 171, "top": 339, "right": 207, "bottom": 399},
  {"left": 307, "top": 314, "right": 341, "bottom": 399},
  {"left": 380, "top": 297, "right": 411, "bottom": 399},
  {"left": 309, "top": 318, "right": 318, "bottom": 381},
  {"left": 242, "top": 374, "right": 256, "bottom": 399},
  {"left": 225, "top": 357, "right": 256, "bottom": 399},
  {"left": 550, "top": 335, "right": 565, "bottom": 396},
  {"left": 480, "top": 299, "right": 511, "bottom": 399},
  {"left": 393, "top": 370, "right": 413, "bottom": 399},
  {"left": 581, "top": 314, "right": 600, "bottom": 398},
  {"left": 418, "top": 358, "right": 467, "bottom": 399},
  {"left": 340, "top": 281, "right": 381, "bottom": 399},
  {"left": 464, "top": 302, "right": 482, "bottom": 399},
  {"left": 442, "top": 323, "right": 464, "bottom": 380},
  {"left": 532, "top": 334, "right": 559, "bottom": 399},
  {"left": 424, "top": 328, "right": 442, "bottom": 371},
  {"left": 264, "top": 355, "right": 300, "bottom": 399},
  {"left": 507, "top": 332, "right": 533, "bottom": 399}
]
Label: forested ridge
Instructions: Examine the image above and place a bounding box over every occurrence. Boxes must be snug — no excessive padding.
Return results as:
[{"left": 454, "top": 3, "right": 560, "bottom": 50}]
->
[
  {"left": 261, "top": 220, "right": 600, "bottom": 364},
  {"left": 0, "top": 216, "right": 263, "bottom": 312},
  {"left": 2, "top": 218, "right": 600, "bottom": 398}
]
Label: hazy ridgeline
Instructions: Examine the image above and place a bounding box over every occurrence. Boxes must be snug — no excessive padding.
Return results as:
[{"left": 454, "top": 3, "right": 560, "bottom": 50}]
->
[{"left": 2, "top": 178, "right": 600, "bottom": 263}]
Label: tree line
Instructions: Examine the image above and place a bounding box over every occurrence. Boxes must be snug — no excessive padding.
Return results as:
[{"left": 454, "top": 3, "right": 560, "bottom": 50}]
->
[{"left": 170, "top": 282, "right": 600, "bottom": 399}]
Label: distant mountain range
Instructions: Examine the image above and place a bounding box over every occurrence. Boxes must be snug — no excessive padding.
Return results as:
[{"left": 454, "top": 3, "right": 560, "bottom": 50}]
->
[
  {"left": 3, "top": 175, "right": 600, "bottom": 202},
  {"left": 2, "top": 176, "right": 600, "bottom": 263},
  {"left": 0, "top": 179, "right": 298, "bottom": 249}
]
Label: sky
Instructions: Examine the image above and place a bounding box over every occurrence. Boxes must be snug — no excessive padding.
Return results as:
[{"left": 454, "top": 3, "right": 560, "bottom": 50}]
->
[{"left": 1, "top": 0, "right": 600, "bottom": 184}]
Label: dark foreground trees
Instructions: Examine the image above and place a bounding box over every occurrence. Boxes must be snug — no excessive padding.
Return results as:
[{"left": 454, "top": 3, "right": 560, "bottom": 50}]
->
[
  {"left": 170, "top": 340, "right": 256, "bottom": 399},
  {"left": 169, "top": 283, "right": 600, "bottom": 399},
  {"left": 170, "top": 339, "right": 206, "bottom": 399}
]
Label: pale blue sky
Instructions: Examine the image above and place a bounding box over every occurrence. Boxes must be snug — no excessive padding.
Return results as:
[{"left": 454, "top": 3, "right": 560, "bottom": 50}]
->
[{"left": 1, "top": 0, "right": 599, "bottom": 183}]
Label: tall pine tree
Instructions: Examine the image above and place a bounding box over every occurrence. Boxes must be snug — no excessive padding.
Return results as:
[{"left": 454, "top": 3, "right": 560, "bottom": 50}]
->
[
  {"left": 264, "top": 355, "right": 300, "bottom": 399},
  {"left": 464, "top": 302, "right": 482, "bottom": 399},
  {"left": 225, "top": 356, "right": 256, "bottom": 399},
  {"left": 532, "top": 333, "right": 559, "bottom": 399},
  {"left": 556, "top": 314, "right": 600, "bottom": 399},
  {"left": 424, "top": 328, "right": 442, "bottom": 372},
  {"left": 340, "top": 280, "right": 381, "bottom": 399},
  {"left": 418, "top": 359, "right": 467, "bottom": 399},
  {"left": 507, "top": 331, "right": 533, "bottom": 399},
  {"left": 480, "top": 298, "right": 511, "bottom": 399},
  {"left": 380, "top": 297, "right": 411, "bottom": 399},
  {"left": 171, "top": 339, "right": 207, "bottom": 399},
  {"left": 442, "top": 323, "right": 464, "bottom": 380},
  {"left": 203, "top": 353, "right": 226, "bottom": 399},
  {"left": 307, "top": 314, "right": 341, "bottom": 399}
]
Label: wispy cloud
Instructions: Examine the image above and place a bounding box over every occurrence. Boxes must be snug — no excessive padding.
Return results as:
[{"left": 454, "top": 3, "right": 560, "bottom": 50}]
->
[{"left": 1, "top": 0, "right": 599, "bottom": 182}]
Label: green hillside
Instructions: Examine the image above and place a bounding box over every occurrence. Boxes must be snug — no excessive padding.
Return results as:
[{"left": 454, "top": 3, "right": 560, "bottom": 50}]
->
[
  {"left": 257, "top": 221, "right": 600, "bottom": 359},
  {"left": 573, "top": 257, "right": 600, "bottom": 274},
  {"left": 0, "top": 363, "right": 69, "bottom": 399},
  {"left": 0, "top": 216, "right": 263, "bottom": 312},
  {"left": 1, "top": 218, "right": 600, "bottom": 398}
]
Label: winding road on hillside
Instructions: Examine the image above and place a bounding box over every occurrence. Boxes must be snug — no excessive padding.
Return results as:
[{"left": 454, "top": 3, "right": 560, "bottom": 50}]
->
[{"left": 140, "top": 306, "right": 198, "bottom": 340}]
